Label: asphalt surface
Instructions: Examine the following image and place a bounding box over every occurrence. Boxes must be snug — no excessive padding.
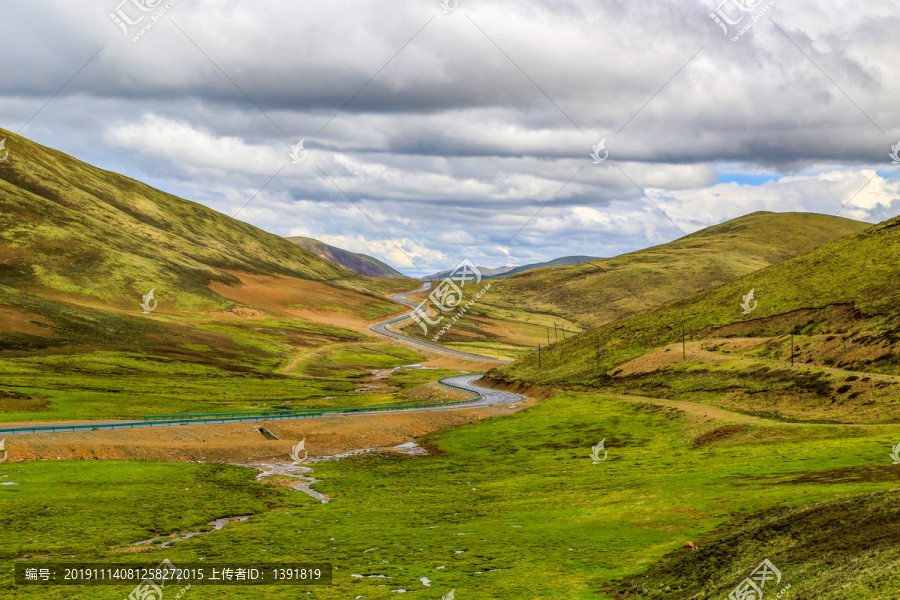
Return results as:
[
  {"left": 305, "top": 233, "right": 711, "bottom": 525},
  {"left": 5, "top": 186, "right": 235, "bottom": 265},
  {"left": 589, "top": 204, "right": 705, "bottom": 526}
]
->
[
  {"left": 0, "top": 375, "right": 524, "bottom": 436},
  {"left": 0, "top": 287, "right": 525, "bottom": 436},
  {"left": 370, "top": 282, "right": 509, "bottom": 363}
]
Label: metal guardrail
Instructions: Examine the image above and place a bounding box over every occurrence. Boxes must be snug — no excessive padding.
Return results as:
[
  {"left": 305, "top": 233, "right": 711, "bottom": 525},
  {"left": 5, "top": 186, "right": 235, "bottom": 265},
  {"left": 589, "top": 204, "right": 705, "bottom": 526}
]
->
[
  {"left": 0, "top": 375, "right": 485, "bottom": 435},
  {"left": 0, "top": 412, "right": 324, "bottom": 435},
  {"left": 144, "top": 409, "right": 319, "bottom": 421}
]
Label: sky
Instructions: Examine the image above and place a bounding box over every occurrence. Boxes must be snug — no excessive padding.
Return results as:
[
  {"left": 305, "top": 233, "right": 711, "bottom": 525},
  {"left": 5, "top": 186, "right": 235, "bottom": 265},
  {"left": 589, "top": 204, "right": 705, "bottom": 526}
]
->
[{"left": 1, "top": 0, "right": 898, "bottom": 277}]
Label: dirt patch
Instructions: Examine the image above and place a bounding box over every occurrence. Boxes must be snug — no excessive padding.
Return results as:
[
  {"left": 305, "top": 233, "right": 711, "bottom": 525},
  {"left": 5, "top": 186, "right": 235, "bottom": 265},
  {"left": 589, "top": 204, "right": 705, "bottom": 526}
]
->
[
  {"left": 208, "top": 270, "right": 396, "bottom": 329},
  {"left": 693, "top": 424, "right": 749, "bottom": 446},
  {"left": 0, "top": 388, "right": 49, "bottom": 413},
  {"left": 0, "top": 403, "right": 522, "bottom": 464},
  {"left": 0, "top": 305, "right": 55, "bottom": 337}
]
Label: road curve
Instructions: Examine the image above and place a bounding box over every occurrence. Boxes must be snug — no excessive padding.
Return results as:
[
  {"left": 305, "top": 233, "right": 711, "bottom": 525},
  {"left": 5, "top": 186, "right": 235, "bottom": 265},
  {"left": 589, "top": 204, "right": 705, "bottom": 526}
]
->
[
  {"left": 371, "top": 282, "right": 508, "bottom": 363},
  {"left": 0, "top": 286, "right": 523, "bottom": 437},
  {"left": 322, "top": 375, "right": 525, "bottom": 417}
]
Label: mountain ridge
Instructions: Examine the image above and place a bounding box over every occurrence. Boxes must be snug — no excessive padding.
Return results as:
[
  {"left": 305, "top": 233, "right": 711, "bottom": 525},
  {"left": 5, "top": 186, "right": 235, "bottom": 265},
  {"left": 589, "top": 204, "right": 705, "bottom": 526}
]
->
[{"left": 285, "top": 236, "right": 407, "bottom": 279}]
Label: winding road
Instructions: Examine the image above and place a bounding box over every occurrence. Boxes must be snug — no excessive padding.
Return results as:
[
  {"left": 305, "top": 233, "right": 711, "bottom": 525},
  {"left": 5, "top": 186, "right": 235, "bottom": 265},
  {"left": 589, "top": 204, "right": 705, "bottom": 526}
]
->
[
  {"left": 0, "top": 286, "right": 524, "bottom": 436},
  {"left": 371, "top": 282, "right": 508, "bottom": 363}
]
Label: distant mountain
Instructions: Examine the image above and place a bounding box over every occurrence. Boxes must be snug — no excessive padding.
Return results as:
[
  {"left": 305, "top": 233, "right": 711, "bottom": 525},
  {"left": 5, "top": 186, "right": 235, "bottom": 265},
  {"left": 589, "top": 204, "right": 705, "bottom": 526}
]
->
[
  {"left": 491, "top": 256, "right": 601, "bottom": 279},
  {"left": 425, "top": 265, "right": 518, "bottom": 280},
  {"left": 424, "top": 256, "right": 601, "bottom": 281},
  {"left": 286, "top": 237, "right": 406, "bottom": 279}
]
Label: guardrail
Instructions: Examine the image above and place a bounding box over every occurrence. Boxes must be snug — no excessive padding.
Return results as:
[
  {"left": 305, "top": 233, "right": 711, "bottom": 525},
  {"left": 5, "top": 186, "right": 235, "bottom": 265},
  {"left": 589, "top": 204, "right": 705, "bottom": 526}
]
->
[
  {"left": 0, "top": 412, "right": 324, "bottom": 435},
  {"left": 144, "top": 409, "right": 319, "bottom": 421},
  {"left": 1, "top": 375, "right": 486, "bottom": 435}
]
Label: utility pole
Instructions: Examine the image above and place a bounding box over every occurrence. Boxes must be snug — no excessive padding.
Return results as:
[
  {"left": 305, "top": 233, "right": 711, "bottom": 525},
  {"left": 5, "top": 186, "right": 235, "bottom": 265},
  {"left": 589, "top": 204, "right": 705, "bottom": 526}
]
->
[
  {"left": 682, "top": 324, "right": 685, "bottom": 359},
  {"left": 538, "top": 344, "right": 542, "bottom": 369},
  {"left": 791, "top": 333, "right": 794, "bottom": 366},
  {"left": 562, "top": 325, "right": 566, "bottom": 340},
  {"left": 554, "top": 324, "right": 558, "bottom": 343},
  {"left": 597, "top": 337, "right": 600, "bottom": 369},
  {"left": 547, "top": 326, "right": 550, "bottom": 345}
]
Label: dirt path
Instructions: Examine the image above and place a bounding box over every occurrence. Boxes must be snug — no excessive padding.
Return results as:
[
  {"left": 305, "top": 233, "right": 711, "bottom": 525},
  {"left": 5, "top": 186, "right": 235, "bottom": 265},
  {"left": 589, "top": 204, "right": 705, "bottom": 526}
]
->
[{"left": 617, "top": 339, "right": 900, "bottom": 383}]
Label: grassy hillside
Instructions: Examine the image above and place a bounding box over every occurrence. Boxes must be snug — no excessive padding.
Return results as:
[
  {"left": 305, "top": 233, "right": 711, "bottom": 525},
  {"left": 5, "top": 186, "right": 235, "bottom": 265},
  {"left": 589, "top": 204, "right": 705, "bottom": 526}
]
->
[
  {"left": 286, "top": 236, "right": 406, "bottom": 279},
  {"left": 491, "top": 254, "right": 601, "bottom": 278},
  {"left": 491, "top": 213, "right": 900, "bottom": 422},
  {"left": 479, "top": 212, "right": 868, "bottom": 328},
  {"left": 0, "top": 128, "right": 405, "bottom": 314}
]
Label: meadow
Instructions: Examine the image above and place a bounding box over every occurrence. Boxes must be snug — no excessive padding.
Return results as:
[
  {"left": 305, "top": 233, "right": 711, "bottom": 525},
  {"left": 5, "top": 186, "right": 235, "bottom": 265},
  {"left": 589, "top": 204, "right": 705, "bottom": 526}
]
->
[{"left": 3, "top": 391, "right": 899, "bottom": 598}]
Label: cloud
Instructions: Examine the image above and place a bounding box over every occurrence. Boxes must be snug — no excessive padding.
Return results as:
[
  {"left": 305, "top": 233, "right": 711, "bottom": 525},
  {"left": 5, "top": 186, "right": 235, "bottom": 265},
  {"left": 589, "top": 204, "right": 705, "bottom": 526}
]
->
[{"left": 0, "top": 0, "right": 898, "bottom": 275}]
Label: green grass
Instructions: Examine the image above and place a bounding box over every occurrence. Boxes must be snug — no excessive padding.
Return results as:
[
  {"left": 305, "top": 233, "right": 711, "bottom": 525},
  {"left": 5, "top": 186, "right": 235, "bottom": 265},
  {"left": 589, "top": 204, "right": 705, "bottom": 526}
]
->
[
  {"left": 494, "top": 213, "right": 900, "bottom": 389},
  {"left": 0, "top": 127, "right": 412, "bottom": 313},
  {"left": 4, "top": 393, "right": 899, "bottom": 598},
  {"left": 0, "top": 461, "right": 306, "bottom": 561},
  {"left": 479, "top": 211, "right": 867, "bottom": 328}
]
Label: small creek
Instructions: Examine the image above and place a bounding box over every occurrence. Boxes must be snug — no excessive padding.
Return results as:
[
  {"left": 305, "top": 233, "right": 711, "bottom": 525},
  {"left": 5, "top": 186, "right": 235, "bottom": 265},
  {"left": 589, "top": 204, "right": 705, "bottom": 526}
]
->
[{"left": 133, "top": 515, "right": 251, "bottom": 548}]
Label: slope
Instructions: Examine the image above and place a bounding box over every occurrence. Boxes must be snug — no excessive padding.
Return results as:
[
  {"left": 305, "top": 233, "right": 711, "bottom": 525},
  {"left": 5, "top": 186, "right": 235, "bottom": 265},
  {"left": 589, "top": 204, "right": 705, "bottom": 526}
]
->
[
  {"left": 494, "top": 255, "right": 601, "bottom": 278},
  {"left": 478, "top": 212, "right": 868, "bottom": 327},
  {"left": 490, "top": 212, "right": 900, "bottom": 422},
  {"left": 0, "top": 128, "right": 405, "bottom": 317},
  {"left": 285, "top": 236, "right": 405, "bottom": 279}
]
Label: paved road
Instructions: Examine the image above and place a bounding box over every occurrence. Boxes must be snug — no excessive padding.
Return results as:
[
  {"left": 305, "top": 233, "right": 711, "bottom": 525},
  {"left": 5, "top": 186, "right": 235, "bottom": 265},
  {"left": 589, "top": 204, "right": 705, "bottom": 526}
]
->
[
  {"left": 0, "top": 286, "right": 524, "bottom": 437},
  {"left": 322, "top": 374, "right": 525, "bottom": 417},
  {"left": 371, "top": 282, "right": 508, "bottom": 363},
  {"left": 0, "top": 377, "right": 524, "bottom": 436}
]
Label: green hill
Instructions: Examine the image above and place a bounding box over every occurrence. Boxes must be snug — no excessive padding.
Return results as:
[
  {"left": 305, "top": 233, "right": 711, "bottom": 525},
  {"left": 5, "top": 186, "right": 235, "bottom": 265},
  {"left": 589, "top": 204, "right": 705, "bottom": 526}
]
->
[
  {"left": 491, "top": 255, "right": 601, "bottom": 278},
  {"left": 285, "top": 236, "right": 406, "bottom": 279},
  {"left": 490, "top": 212, "right": 900, "bottom": 421},
  {"left": 0, "top": 128, "right": 403, "bottom": 314},
  {"left": 479, "top": 212, "right": 868, "bottom": 328}
]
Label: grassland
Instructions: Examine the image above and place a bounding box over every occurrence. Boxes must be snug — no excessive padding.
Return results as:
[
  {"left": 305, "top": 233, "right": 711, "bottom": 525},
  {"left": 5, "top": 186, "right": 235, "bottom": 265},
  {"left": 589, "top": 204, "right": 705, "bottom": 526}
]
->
[
  {"left": 0, "top": 128, "right": 412, "bottom": 315},
  {"left": 477, "top": 212, "right": 867, "bottom": 328},
  {"left": 397, "top": 288, "right": 583, "bottom": 359},
  {"left": 493, "top": 214, "right": 900, "bottom": 406},
  {"left": 3, "top": 391, "right": 899, "bottom": 598}
]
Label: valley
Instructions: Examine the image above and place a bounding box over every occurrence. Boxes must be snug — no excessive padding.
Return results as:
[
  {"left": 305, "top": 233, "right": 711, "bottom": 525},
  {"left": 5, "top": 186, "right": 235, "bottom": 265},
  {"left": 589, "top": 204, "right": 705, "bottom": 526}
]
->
[{"left": 3, "top": 122, "right": 900, "bottom": 599}]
